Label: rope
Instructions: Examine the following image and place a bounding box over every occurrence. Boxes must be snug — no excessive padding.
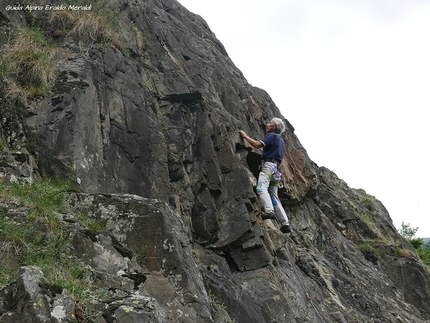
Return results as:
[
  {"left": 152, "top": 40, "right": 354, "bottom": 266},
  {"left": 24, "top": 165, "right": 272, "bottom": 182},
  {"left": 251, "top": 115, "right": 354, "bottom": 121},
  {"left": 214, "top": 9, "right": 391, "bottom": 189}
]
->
[{"left": 284, "top": 241, "right": 328, "bottom": 323}]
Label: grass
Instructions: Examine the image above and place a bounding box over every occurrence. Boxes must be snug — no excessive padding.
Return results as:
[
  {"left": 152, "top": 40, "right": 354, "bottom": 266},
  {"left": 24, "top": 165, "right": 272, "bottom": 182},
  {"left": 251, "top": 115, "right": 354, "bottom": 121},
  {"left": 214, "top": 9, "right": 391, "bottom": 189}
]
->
[
  {"left": 356, "top": 239, "right": 387, "bottom": 258},
  {"left": 1, "top": 8, "right": 123, "bottom": 100},
  {"left": 49, "top": 9, "right": 121, "bottom": 48},
  {"left": 0, "top": 178, "right": 105, "bottom": 321},
  {"left": 0, "top": 27, "right": 57, "bottom": 97},
  {"left": 357, "top": 212, "right": 371, "bottom": 223},
  {"left": 357, "top": 240, "right": 376, "bottom": 252},
  {"left": 208, "top": 289, "right": 227, "bottom": 310},
  {"left": 69, "top": 12, "right": 119, "bottom": 45},
  {"left": 0, "top": 177, "right": 75, "bottom": 217},
  {"left": 0, "top": 137, "right": 7, "bottom": 152}
]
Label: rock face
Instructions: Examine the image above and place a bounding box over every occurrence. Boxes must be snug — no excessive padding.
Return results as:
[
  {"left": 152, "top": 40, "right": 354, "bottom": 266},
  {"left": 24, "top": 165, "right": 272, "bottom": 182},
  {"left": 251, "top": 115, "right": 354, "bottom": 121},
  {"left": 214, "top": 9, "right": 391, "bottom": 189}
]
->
[{"left": 0, "top": 0, "right": 429, "bottom": 322}]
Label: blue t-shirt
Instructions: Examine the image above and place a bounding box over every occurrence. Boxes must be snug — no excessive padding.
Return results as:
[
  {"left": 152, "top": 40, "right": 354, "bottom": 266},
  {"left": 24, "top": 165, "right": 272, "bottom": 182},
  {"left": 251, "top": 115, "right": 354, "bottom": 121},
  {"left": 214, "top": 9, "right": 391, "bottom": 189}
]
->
[{"left": 260, "top": 133, "right": 284, "bottom": 162}]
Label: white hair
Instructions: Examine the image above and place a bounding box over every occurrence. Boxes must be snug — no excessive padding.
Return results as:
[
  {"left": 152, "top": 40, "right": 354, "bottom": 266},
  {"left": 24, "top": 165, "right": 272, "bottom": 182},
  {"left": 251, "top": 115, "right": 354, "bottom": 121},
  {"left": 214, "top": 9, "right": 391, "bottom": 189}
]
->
[{"left": 272, "top": 118, "right": 286, "bottom": 134}]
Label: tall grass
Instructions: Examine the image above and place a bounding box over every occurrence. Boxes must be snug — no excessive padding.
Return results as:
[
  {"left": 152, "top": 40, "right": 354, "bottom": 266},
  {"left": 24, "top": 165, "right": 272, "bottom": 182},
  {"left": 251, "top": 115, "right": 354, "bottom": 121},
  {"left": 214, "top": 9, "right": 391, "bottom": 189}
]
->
[
  {"left": 1, "top": 8, "right": 121, "bottom": 99},
  {"left": 49, "top": 9, "right": 120, "bottom": 47},
  {"left": 1, "top": 28, "right": 57, "bottom": 95},
  {"left": 68, "top": 12, "right": 119, "bottom": 45}
]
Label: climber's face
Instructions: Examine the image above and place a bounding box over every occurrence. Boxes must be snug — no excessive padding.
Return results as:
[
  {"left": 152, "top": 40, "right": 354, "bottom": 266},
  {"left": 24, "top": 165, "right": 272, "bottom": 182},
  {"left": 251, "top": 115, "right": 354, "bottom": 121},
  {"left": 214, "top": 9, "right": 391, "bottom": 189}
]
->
[{"left": 266, "top": 120, "right": 277, "bottom": 133}]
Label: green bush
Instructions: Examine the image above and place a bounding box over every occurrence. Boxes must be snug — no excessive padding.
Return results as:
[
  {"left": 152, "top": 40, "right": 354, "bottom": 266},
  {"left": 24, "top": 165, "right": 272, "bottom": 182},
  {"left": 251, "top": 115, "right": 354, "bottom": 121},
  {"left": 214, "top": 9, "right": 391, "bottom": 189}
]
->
[
  {"left": 399, "top": 222, "right": 430, "bottom": 268},
  {"left": 417, "top": 245, "right": 430, "bottom": 265},
  {"left": 399, "top": 221, "right": 418, "bottom": 240}
]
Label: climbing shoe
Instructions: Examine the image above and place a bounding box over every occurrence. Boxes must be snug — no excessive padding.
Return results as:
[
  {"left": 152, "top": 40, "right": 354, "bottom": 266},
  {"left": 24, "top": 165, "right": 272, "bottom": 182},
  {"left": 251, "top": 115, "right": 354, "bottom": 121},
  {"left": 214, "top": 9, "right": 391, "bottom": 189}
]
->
[
  {"left": 280, "top": 225, "right": 291, "bottom": 234},
  {"left": 261, "top": 212, "right": 276, "bottom": 220}
]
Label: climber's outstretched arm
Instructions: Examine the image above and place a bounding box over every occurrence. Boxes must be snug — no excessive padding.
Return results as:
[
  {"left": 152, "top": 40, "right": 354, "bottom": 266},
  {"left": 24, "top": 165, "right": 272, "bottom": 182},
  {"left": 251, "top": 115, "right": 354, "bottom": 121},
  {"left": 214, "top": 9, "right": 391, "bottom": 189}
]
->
[{"left": 239, "top": 130, "right": 263, "bottom": 149}]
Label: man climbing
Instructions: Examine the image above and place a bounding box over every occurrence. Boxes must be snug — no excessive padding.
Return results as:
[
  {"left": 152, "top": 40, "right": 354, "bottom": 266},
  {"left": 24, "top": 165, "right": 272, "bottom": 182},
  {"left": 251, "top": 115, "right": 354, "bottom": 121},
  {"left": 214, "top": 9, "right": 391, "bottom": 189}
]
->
[{"left": 239, "top": 118, "right": 291, "bottom": 234}]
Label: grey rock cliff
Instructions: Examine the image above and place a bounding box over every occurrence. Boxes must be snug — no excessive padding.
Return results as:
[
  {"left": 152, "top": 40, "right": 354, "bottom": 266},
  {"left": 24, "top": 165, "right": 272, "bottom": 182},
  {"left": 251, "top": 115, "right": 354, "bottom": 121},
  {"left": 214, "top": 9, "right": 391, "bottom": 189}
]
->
[{"left": 0, "top": 0, "right": 429, "bottom": 322}]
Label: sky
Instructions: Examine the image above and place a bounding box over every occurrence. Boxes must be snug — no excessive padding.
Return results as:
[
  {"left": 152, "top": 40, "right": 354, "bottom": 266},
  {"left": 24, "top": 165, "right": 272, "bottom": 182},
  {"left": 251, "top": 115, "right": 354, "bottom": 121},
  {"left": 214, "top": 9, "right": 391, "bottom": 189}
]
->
[{"left": 177, "top": 0, "right": 430, "bottom": 238}]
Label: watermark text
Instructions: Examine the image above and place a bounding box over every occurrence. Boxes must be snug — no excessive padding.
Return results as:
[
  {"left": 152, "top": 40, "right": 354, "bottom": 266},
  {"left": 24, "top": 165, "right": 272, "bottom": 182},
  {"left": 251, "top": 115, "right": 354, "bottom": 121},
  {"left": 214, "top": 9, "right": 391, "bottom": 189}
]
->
[{"left": 5, "top": 4, "right": 92, "bottom": 12}]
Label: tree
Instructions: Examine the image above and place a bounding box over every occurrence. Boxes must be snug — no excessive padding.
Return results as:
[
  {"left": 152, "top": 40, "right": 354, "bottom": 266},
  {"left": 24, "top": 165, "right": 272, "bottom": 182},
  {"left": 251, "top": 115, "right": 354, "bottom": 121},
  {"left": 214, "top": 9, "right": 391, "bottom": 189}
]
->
[
  {"left": 399, "top": 221, "right": 418, "bottom": 240},
  {"left": 399, "top": 222, "right": 430, "bottom": 268}
]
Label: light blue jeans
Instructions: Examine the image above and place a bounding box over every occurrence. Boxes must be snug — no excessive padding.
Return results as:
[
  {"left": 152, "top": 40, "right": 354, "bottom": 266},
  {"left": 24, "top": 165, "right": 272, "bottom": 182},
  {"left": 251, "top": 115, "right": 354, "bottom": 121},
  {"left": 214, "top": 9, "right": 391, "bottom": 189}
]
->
[{"left": 256, "top": 162, "right": 289, "bottom": 226}]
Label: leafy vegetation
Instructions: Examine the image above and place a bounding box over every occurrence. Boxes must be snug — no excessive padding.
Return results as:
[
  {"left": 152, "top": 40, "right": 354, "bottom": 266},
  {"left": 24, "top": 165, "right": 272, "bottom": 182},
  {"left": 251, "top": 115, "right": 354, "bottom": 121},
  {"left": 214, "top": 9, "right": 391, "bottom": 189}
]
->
[{"left": 399, "top": 222, "right": 430, "bottom": 268}]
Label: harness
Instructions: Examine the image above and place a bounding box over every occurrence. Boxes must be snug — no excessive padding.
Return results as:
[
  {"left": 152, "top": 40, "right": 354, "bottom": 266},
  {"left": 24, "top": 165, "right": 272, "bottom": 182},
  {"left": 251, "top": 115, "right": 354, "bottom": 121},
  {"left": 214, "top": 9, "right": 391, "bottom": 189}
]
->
[{"left": 261, "top": 160, "right": 283, "bottom": 186}]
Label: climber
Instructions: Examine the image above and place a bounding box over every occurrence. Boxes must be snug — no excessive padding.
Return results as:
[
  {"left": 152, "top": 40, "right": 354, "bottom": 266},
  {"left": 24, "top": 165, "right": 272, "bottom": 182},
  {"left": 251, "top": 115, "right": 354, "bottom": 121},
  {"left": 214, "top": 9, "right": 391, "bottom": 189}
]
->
[{"left": 239, "top": 118, "right": 291, "bottom": 234}]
